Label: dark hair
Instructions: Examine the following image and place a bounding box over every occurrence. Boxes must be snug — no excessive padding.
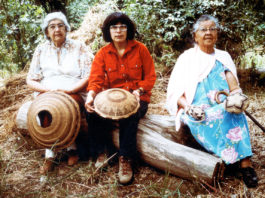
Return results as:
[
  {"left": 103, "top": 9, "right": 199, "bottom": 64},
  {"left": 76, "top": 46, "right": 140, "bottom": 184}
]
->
[{"left": 101, "top": 12, "right": 136, "bottom": 42}]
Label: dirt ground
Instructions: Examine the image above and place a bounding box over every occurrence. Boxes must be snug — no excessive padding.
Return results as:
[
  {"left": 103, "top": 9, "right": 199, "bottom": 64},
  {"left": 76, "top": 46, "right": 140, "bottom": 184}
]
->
[{"left": 0, "top": 72, "right": 264, "bottom": 197}]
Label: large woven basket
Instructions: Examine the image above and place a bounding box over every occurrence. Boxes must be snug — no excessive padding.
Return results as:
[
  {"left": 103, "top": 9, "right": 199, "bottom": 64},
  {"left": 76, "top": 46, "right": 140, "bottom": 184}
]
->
[
  {"left": 94, "top": 88, "right": 140, "bottom": 120},
  {"left": 27, "top": 91, "right": 81, "bottom": 149}
]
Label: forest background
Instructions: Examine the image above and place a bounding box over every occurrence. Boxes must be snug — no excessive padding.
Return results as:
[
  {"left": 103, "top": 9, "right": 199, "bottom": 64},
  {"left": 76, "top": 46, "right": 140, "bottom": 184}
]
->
[
  {"left": 0, "top": 0, "right": 264, "bottom": 197},
  {"left": 0, "top": 0, "right": 264, "bottom": 79}
]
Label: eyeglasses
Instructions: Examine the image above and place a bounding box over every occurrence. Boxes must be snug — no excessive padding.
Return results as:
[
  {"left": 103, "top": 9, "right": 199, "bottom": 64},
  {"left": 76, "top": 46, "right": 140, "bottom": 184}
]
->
[
  {"left": 198, "top": 27, "right": 218, "bottom": 33},
  {"left": 110, "top": 24, "right": 127, "bottom": 32},
  {"left": 48, "top": 23, "right": 65, "bottom": 31}
]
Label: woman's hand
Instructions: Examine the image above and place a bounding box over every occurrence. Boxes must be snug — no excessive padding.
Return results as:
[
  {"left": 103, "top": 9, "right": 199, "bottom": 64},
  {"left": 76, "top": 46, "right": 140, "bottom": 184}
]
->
[
  {"left": 132, "top": 89, "right": 140, "bottom": 102},
  {"left": 26, "top": 78, "right": 50, "bottom": 93},
  {"left": 177, "top": 95, "right": 189, "bottom": 110},
  {"left": 85, "top": 90, "right": 96, "bottom": 113}
]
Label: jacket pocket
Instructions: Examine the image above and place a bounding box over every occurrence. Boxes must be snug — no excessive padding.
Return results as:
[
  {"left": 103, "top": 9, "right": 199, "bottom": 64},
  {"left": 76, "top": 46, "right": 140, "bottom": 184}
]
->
[
  {"left": 128, "top": 60, "right": 143, "bottom": 80},
  {"left": 105, "top": 62, "right": 118, "bottom": 83}
]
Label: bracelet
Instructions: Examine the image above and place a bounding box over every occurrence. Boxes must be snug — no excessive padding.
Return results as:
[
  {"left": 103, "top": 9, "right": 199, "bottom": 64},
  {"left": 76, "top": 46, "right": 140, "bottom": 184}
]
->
[{"left": 230, "top": 88, "right": 242, "bottom": 95}]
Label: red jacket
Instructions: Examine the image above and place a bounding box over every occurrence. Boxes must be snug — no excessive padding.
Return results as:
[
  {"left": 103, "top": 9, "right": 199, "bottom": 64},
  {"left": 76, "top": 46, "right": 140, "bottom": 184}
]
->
[{"left": 87, "top": 40, "right": 156, "bottom": 102}]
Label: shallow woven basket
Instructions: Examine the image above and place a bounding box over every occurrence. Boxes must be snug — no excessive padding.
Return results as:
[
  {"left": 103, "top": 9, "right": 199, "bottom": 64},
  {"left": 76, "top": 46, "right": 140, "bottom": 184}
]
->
[
  {"left": 27, "top": 91, "right": 81, "bottom": 149},
  {"left": 94, "top": 88, "right": 140, "bottom": 120}
]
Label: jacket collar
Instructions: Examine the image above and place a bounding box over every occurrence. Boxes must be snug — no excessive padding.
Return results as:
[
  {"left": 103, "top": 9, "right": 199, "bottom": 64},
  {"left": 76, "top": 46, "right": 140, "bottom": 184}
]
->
[{"left": 106, "top": 40, "right": 137, "bottom": 55}]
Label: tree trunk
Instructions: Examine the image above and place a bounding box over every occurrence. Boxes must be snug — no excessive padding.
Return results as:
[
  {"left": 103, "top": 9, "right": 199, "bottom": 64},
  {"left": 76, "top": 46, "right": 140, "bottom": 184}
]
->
[
  {"left": 16, "top": 105, "right": 224, "bottom": 184},
  {"left": 34, "top": 0, "right": 67, "bottom": 14}
]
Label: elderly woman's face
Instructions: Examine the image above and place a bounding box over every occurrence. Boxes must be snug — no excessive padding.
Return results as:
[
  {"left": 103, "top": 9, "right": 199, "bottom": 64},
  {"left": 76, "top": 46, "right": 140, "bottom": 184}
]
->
[
  {"left": 46, "top": 19, "right": 66, "bottom": 47},
  {"left": 194, "top": 20, "right": 217, "bottom": 52}
]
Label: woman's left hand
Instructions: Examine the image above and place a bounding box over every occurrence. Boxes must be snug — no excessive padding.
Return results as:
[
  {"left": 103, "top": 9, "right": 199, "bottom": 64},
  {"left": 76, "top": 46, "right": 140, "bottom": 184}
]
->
[{"left": 132, "top": 89, "right": 140, "bottom": 102}]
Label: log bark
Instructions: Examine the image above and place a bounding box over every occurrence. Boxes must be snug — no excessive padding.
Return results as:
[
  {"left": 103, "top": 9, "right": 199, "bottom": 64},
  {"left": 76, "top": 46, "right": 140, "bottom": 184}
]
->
[
  {"left": 16, "top": 105, "right": 224, "bottom": 184},
  {"left": 112, "top": 115, "right": 224, "bottom": 184}
]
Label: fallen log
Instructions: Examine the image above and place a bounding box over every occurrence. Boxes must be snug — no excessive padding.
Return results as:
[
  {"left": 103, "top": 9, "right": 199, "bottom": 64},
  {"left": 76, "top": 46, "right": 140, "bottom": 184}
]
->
[
  {"left": 16, "top": 104, "right": 224, "bottom": 184},
  {"left": 112, "top": 115, "right": 224, "bottom": 184}
]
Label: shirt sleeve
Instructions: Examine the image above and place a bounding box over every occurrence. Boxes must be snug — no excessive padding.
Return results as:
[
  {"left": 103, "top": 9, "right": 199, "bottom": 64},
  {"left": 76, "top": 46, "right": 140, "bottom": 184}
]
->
[
  {"left": 137, "top": 43, "right": 156, "bottom": 92},
  {"left": 87, "top": 49, "right": 106, "bottom": 93},
  {"left": 79, "top": 43, "right": 94, "bottom": 79},
  {"left": 27, "top": 44, "right": 43, "bottom": 81}
]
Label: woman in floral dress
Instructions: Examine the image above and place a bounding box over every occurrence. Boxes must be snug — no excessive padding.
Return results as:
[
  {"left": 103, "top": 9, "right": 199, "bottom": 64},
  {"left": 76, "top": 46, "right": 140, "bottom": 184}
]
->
[{"left": 166, "top": 15, "right": 258, "bottom": 188}]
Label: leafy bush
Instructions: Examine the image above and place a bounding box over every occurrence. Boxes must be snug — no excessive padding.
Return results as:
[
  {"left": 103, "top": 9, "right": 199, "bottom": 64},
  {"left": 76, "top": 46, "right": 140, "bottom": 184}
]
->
[
  {"left": 121, "top": 0, "right": 265, "bottom": 69},
  {"left": 0, "top": 0, "right": 45, "bottom": 77},
  {"left": 240, "top": 47, "right": 265, "bottom": 69}
]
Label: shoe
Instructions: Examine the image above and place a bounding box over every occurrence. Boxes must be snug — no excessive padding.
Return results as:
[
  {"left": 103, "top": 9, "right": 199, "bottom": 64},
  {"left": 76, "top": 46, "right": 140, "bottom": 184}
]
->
[
  {"left": 118, "top": 156, "right": 133, "bottom": 184},
  {"left": 95, "top": 153, "right": 108, "bottom": 169},
  {"left": 68, "top": 155, "right": 79, "bottom": 166},
  {"left": 224, "top": 161, "right": 240, "bottom": 176},
  {"left": 39, "top": 158, "right": 54, "bottom": 174},
  {"left": 240, "top": 167, "right": 258, "bottom": 188}
]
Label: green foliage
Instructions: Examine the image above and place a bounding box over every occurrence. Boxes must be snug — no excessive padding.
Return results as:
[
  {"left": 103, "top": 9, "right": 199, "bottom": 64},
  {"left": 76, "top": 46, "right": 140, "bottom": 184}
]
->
[
  {"left": 0, "top": 0, "right": 45, "bottom": 77},
  {"left": 121, "top": 0, "right": 265, "bottom": 69},
  {"left": 0, "top": 0, "right": 96, "bottom": 78},
  {"left": 240, "top": 47, "right": 265, "bottom": 69}
]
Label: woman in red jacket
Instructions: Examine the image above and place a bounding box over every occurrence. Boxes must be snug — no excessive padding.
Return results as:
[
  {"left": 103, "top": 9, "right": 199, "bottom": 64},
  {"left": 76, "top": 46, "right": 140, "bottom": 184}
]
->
[{"left": 85, "top": 12, "right": 156, "bottom": 184}]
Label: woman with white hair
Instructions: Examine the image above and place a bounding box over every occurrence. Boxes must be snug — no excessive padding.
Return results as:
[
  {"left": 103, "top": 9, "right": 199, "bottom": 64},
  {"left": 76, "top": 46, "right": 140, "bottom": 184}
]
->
[
  {"left": 166, "top": 15, "right": 258, "bottom": 188},
  {"left": 26, "top": 12, "right": 93, "bottom": 174}
]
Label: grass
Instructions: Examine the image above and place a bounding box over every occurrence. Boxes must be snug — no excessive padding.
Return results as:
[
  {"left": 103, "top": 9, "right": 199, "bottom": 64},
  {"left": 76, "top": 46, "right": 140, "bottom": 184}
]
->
[{"left": 0, "top": 72, "right": 264, "bottom": 197}]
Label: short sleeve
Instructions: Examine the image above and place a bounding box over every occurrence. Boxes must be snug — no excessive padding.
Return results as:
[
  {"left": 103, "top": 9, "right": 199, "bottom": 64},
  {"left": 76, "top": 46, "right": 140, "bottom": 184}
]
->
[
  {"left": 27, "top": 45, "right": 43, "bottom": 81},
  {"left": 223, "top": 65, "right": 231, "bottom": 72}
]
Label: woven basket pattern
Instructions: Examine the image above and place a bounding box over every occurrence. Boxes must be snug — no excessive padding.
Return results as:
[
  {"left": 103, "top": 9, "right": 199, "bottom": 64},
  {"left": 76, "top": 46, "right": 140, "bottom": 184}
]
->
[{"left": 27, "top": 91, "right": 81, "bottom": 149}]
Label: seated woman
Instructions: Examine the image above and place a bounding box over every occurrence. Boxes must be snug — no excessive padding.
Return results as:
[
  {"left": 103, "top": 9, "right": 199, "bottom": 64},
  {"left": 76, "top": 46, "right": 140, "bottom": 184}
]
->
[
  {"left": 26, "top": 12, "right": 93, "bottom": 174},
  {"left": 85, "top": 12, "right": 156, "bottom": 184},
  {"left": 166, "top": 15, "right": 258, "bottom": 188}
]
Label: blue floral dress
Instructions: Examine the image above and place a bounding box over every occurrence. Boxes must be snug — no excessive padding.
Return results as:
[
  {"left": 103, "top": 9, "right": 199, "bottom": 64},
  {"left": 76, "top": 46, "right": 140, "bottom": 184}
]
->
[{"left": 180, "top": 60, "right": 252, "bottom": 164}]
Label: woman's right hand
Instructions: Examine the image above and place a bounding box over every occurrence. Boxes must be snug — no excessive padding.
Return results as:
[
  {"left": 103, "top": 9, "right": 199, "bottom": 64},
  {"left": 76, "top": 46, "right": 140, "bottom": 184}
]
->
[
  {"left": 85, "top": 90, "right": 96, "bottom": 113},
  {"left": 26, "top": 78, "right": 51, "bottom": 93}
]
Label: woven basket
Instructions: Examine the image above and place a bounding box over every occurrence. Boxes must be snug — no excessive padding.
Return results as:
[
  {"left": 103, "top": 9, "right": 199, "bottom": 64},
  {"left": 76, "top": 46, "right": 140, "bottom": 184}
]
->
[
  {"left": 94, "top": 88, "right": 139, "bottom": 120},
  {"left": 27, "top": 91, "right": 81, "bottom": 149}
]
